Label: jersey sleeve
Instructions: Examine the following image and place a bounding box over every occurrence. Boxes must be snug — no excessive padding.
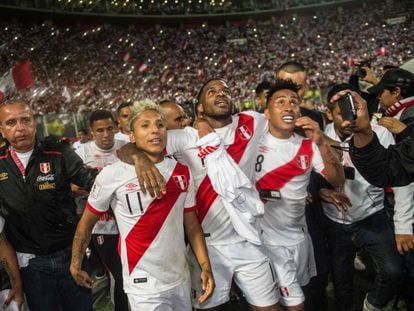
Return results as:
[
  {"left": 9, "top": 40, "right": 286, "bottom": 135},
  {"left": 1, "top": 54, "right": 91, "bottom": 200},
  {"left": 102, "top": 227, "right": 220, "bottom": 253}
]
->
[
  {"left": 311, "top": 142, "right": 326, "bottom": 176},
  {"left": 184, "top": 169, "right": 196, "bottom": 212},
  {"left": 166, "top": 128, "right": 197, "bottom": 156},
  {"left": 75, "top": 145, "right": 86, "bottom": 163},
  {"left": 86, "top": 166, "right": 117, "bottom": 215}
]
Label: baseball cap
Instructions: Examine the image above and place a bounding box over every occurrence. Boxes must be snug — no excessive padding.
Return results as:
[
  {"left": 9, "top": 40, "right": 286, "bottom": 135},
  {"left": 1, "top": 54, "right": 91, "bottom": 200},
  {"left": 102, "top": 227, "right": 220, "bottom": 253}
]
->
[{"left": 367, "top": 68, "right": 414, "bottom": 94}]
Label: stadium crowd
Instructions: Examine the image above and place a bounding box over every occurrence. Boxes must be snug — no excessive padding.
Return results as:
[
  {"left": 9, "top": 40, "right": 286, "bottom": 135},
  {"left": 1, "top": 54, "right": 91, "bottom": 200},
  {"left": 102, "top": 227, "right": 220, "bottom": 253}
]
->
[{"left": 0, "top": 0, "right": 413, "bottom": 117}]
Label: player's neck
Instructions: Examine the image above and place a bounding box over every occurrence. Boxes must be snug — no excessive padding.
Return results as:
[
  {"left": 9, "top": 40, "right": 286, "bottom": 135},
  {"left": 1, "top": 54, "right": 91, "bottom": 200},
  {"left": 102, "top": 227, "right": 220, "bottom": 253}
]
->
[
  {"left": 203, "top": 115, "right": 232, "bottom": 129},
  {"left": 268, "top": 127, "right": 292, "bottom": 139}
]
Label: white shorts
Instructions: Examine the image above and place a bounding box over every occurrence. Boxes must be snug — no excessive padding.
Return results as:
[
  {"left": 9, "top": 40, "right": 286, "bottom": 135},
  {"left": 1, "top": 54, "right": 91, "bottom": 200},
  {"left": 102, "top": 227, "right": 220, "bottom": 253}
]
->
[
  {"left": 265, "top": 235, "right": 316, "bottom": 307},
  {"left": 127, "top": 280, "right": 191, "bottom": 311},
  {"left": 189, "top": 241, "right": 279, "bottom": 309}
]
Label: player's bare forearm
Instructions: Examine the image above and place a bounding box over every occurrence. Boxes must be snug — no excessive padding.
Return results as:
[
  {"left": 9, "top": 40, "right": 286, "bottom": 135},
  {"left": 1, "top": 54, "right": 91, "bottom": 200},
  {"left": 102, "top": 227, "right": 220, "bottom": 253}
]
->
[
  {"left": 0, "top": 232, "right": 23, "bottom": 293},
  {"left": 71, "top": 209, "right": 99, "bottom": 274},
  {"left": 184, "top": 211, "right": 215, "bottom": 302},
  {"left": 318, "top": 141, "right": 345, "bottom": 187}
]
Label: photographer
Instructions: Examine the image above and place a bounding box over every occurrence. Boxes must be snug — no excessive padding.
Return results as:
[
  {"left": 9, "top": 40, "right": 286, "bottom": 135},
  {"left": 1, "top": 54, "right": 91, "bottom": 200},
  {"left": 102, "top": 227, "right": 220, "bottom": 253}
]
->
[{"left": 332, "top": 79, "right": 414, "bottom": 188}]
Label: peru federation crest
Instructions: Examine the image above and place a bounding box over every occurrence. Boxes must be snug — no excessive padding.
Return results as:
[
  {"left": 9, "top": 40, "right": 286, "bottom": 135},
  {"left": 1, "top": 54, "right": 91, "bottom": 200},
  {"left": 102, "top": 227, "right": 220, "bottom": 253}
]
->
[
  {"left": 173, "top": 175, "right": 188, "bottom": 191},
  {"left": 237, "top": 125, "right": 252, "bottom": 140},
  {"left": 39, "top": 162, "right": 51, "bottom": 174},
  {"left": 297, "top": 155, "right": 309, "bottom": 170}
]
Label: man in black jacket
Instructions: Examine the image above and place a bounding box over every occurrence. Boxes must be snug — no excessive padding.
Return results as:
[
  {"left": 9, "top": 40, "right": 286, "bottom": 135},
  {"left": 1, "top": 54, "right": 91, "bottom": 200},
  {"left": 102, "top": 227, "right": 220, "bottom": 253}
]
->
[{"left": 0, "top": 99, "right": 98, "bottom": 311}]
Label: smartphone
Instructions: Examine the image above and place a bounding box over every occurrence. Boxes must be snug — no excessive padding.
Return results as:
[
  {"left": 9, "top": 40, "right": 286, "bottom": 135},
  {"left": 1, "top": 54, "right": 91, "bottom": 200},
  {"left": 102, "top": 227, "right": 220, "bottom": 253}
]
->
[{"left": 338, "top": 92, "right": 357, "bottom": 121}]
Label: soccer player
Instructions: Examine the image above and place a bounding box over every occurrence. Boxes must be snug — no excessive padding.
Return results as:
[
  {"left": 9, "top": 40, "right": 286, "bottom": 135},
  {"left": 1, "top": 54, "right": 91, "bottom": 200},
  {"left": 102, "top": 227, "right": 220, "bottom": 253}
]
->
[
  {"left": 70, "top": 100, "right": 214, "bottom": 310},
  {"left": 254, "top": 79, "right": 344, "bottom": 310},
  {"left": 75, "top": 109, "right": 129, "bottom": 311}
]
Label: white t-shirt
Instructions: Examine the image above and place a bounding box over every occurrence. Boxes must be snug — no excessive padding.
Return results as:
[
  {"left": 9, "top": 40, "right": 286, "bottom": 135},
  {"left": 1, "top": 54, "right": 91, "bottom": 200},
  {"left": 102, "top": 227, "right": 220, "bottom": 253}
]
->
[
  {"left": 87, "top": 158, "right": 195, "bottom": 294},
  {"left": 166, "top": 111, "right": 267, "bottom": 245},
  {"left": 76, "top": 139, "right": 127, "bottom": 234},
  {"left": 255, "top": 133, "right": 325, "bottom": 246},
  {"left": 115, "top": 132, "right": 131, "bottom": 143},
  {"left": 323, "top": 124, "right": 394, "bottom": 224}
]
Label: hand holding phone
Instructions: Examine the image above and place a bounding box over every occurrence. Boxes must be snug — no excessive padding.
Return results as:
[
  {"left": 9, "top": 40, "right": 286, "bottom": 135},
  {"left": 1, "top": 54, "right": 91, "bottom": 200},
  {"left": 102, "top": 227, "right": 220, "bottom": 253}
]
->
[{"left": 338, "top": 92, "right": 357, "bottom": 121}]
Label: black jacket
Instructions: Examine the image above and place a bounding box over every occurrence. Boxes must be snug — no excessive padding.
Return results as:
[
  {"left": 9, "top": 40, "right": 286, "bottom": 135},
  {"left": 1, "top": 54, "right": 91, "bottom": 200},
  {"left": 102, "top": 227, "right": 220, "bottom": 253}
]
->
[
  {"left": 0, "top": 140, "right": 98, "bottom": 254},
  {"left": 350, "top": 131, "right": 414, "bottom": 187}
]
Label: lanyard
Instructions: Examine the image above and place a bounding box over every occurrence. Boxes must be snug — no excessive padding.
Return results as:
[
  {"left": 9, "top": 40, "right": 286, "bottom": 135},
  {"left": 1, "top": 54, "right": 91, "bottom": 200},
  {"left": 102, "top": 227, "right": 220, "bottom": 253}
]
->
[{"left": 9, "top": 147, "right": 26, "bottom": 181}]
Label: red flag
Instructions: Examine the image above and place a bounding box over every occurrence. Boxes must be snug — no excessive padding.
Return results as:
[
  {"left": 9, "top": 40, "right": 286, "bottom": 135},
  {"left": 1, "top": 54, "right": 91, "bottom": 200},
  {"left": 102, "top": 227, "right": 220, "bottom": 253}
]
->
[
  {"left": 123, "top": 52, "right": 131, "bottom": 63},
  {"left": 135, "top": 62, "right": 149, "bottom": 73},
  {"left": 378, "top": 47, "right": 387, "bottom": 56},
  {"left": 0, "top": 59, "right": 34, "bottom": 102},
  {"left": 196, "top": 65, "right": 205, "bottom": 81}
]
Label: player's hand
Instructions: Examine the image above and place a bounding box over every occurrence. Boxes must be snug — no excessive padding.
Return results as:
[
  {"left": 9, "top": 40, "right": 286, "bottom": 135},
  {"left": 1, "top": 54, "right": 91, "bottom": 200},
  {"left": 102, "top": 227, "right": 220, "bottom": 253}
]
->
[
  {"left": 395, "top": 234, "right": 414, "bottom": 254},
  {"left": 198, "top": 269, "right": 215, "bottom": 303},
  {"left": 194, "top": 117, "right": 214, "bottom": 138},
  {"left": 117, "top": 142, "right": 138, "bottom": 164},
  {"left": 70, "top": 268, "right": 94, "bottom": 289},
  {"left": 295, "top": 116, "right": 322, "bottom": 145},
  {"left": 4, "top": 286, "right": 24, "bottom": 311},
  {"left": 360, "top": 66, "right": 379, "bottom": 85},
  {"left": 378, "top": 117, "right": 407, "bottom": 135},
  {"left": 132, "top": 152, "right": 166, "bottom": 198},
  {"left": 319, "top": 188, "right": 352, "bottom": 212}
]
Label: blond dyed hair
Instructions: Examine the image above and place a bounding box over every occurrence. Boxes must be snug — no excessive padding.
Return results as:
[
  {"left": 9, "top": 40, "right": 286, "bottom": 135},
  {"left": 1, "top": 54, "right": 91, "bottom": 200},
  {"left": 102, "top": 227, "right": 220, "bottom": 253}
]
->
[{"left": 128, "top": 99, "right": 165, "bottom": 130}]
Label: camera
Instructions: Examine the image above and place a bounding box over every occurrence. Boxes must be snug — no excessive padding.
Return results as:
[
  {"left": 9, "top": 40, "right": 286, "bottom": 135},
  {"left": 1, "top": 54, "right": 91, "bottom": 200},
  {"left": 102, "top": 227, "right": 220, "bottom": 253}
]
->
[
  {"left": 338, "top": 92, "right": 357, "bottom": 121},
  {"left": 356, "top": 66, "right": 367, "bottom": 79}
]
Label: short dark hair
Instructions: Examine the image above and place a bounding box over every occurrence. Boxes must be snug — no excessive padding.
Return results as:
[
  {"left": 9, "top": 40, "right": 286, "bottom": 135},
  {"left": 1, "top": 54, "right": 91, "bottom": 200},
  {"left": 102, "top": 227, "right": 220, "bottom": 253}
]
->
[
  {"left": 77, "top": 128, "right": 88, "bottom": 135},
  {"left": 89, "top": 109, "right": 114, "bottom": 127},
  {"left": 277, "top": 61, "right": 306, "bottom": 74},
  {"left": 116, "top": 101, "right": 132, "bottom": 115},
  {"left": 255, "top": 80, "right": 274, "bottom": 96},
  {"left": 196, "top": 78, "right": 228, "bottom": 104},
  {"left": 266, "top": 79, "right": 301, "bottom": 107}
]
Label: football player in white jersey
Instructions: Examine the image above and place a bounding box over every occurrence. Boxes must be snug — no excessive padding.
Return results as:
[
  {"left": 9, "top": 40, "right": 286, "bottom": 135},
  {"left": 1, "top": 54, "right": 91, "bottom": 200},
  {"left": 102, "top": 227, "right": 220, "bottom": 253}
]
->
[
  {"left": 75, "top": 109, "right": 129, "bottom": 311},
  {"left": 70, "top": 100, "right": 214, "bottom": 311},
  {"left": 254, "top": 79, "right": 344, "bottom": 310}
]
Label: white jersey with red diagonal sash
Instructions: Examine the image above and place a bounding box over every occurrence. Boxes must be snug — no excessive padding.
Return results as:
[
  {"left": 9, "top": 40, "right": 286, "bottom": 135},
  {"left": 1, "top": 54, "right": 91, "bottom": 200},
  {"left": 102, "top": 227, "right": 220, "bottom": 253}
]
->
[
  {"left": 86, "top": 158, "right": 195, "bottom": 294},
  {"left": 255, "top": 133, "right": 325, "bottom": 246},
  {"left": 76, "top": 139, "right": 127, "bottom": 234},
  {"left": 166, "top": 111, "right": 267, "bottom": 245}
]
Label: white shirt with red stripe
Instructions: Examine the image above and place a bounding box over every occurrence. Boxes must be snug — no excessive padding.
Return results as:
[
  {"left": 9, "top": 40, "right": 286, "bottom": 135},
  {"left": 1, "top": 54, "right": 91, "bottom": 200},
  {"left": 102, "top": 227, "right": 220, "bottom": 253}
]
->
[
  {"left": 76, "top": 139, "right": 127, "bottom": 235},
  {"left": 255, "top": 133, "right": 325, "bottom": 246},
  {"left": 87, "top": 158, "right": 195, "bottom": 294},
  {"left": 166, "top": 111, "right": 267, "bottom": 246}
]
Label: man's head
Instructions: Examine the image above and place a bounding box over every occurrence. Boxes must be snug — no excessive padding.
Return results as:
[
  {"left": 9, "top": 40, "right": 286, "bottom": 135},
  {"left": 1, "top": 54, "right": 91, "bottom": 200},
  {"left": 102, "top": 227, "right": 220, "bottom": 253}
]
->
[
  {"left": 196, "top": 79, "right": 233, "bottom": 122},
  {"left": 0, "top": 100, "right": 36, "bottom": 152},
  {"left": 77, "top": 128, "right": 89, "bottom": 144},
  {"left": 265, "top": 79, "right": 301, "bottom": 138},
  {"left": 327, "top": 83, "right": 360, "bottom": 138},
  {"left": 116, "top": 101, "right": 133, "bottom": 134},
  {"left": 128, "top": 99, "right": 167, "bottom": 163},
  {"left": 276, "top": 61, "right": 308, "bottom": 99},
  {"left": 255, "top": 80, "right": 273, "bottom": 112},
  {"left": 367, "top": 68, "right": 414, "bottom": 109},
  {"left": 159, "top": 100, "right": 186, "bottom": 129},
  {"left": 89, "top": 109, "right": 116, "bottom": 150}
]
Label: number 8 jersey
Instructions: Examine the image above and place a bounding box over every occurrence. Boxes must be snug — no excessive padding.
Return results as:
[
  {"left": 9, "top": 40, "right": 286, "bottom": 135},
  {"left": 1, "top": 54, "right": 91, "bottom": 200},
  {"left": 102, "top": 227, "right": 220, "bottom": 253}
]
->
[{"left": 86, "top": 157, "right": 195, "bottom": 295}]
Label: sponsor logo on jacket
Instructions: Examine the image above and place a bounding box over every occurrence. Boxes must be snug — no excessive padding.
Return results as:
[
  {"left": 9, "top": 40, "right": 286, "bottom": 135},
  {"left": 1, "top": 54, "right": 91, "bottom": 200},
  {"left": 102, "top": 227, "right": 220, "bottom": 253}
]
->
[
  {"left": 0, "top": 172, "right": 8, "bottom": 181},
  {"left": 37, "top": 174, "right": 55, "bottom": 182},
  {"left": 39, "top": 182, "right": 56, "bottom": 190}
]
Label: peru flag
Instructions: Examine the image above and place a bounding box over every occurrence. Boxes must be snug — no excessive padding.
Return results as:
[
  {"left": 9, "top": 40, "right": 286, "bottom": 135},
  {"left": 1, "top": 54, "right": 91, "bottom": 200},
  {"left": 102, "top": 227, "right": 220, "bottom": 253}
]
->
[{"left": 0, "top": 59, "right": 34, "bottom": 103}]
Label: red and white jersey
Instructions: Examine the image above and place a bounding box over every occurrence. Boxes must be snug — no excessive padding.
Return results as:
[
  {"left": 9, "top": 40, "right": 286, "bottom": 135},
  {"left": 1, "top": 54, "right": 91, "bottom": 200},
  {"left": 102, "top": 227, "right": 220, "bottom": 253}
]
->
[
  {"left": 167, "top": 111, "right": 267, "bottom": 245},
  {"left": 87, "top": 158, "right": 195, "bottom": 294},
  {"left": 255, "top": 133, "right": 325, "bottom": 246},
  {"left": 76, "top": 139, "right": 127, "bottom": 234}
]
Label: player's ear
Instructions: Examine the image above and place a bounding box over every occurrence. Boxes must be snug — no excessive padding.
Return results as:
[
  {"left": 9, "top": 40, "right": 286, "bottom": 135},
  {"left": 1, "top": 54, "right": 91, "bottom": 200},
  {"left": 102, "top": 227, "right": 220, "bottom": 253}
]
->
[{"left": 129, "top": 131, "right": 135, "bottom": 144}]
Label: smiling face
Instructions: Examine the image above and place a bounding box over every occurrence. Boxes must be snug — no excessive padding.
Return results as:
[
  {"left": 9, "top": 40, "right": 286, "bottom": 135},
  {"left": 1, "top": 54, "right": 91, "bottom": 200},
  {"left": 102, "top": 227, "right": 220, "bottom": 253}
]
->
[
  {"left": 129, "top": 110, "right": 167, "bottom": 163},
  {"left": 0, "top": 101, "right": 36, "bottom": 152},
  {"left": 198, "top": 79, "right": 233, "bottom": 122},
  {"left": 265, "top": 89, "right": 301, "bottom": 139}
]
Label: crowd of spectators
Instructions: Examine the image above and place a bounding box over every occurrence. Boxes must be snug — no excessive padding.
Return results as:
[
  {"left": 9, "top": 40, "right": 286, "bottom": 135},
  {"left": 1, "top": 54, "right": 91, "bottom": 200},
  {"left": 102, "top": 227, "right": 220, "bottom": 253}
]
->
[{"left": 0, "top": 0, "right": 413, "bottom": 117}]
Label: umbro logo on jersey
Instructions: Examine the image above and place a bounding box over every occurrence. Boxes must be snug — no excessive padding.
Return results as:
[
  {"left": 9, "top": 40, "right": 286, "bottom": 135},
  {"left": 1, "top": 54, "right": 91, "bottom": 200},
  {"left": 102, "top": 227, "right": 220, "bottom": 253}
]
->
[
  {"left": 39, "top": 162, "right": 51, "bottom": 174},
  {"left": 297, "top": 155, "right": 309, "bottom": 170},
  {"left": 125, "top": 183, "right": 138, "bottom": 190},
  {"left": 259, "top": 145, "right": 269, "bottom": 153},
  {"left": 237, "top": 125, "right": 252, "bottom": 140},
  {"left": 173, "top": 175, "right": 188, "bottom": 191}
]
